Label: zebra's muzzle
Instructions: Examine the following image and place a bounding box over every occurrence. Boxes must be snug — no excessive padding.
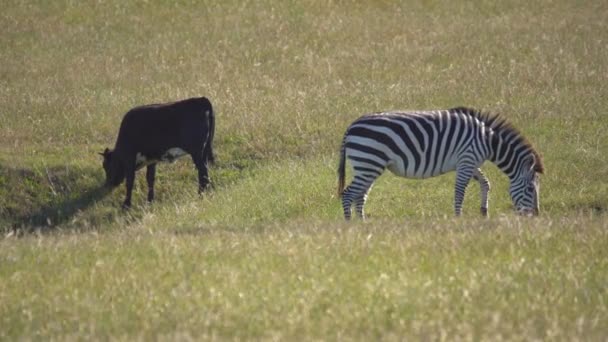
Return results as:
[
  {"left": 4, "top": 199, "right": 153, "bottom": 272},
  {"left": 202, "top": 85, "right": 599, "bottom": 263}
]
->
[{"left": 516, "top": 208, "right": 538, "bottom": 217}]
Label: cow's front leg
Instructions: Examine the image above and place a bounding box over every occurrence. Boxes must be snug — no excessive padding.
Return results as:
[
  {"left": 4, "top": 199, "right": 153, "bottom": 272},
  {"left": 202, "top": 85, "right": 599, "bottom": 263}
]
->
[
  {"left": 123, "top": 163, "right": 136, "bottom": 209},
  {"left": 192, "top": 153, "right": 210, "bottom": 194},
  {"left": 146, "top": 164, "right": 157, "bottom": 203}
]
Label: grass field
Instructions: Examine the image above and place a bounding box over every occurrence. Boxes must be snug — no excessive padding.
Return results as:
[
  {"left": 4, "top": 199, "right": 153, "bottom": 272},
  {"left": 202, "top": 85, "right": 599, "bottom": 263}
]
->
[{"left": 1, "top": 0, "right": 607, "bottom": 340}]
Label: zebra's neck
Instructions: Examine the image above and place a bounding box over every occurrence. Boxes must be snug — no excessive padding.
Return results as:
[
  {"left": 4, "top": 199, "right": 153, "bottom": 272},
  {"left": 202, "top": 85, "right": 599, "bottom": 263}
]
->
[{"left": 488, "top": 129, "right": 532, "bottom": 179}]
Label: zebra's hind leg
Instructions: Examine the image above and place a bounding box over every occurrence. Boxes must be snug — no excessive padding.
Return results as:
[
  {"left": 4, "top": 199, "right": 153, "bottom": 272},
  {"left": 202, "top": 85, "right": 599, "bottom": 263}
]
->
[
  {"left": 472, "top": 168, "right": 491, "bottom": 217},
  {"left": 341, "top": 185, "right": 355, "bottom": 220},
  {"left": 354, "top": 185, "right": 373, "bottom": 219},
  {"left": 343, "top": 172, "right": 380, "bottom": 220}
]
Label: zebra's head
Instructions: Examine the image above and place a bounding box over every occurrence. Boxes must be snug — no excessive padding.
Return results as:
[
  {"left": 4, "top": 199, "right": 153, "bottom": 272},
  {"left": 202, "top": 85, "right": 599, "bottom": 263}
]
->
[{"left": 509, "top": 153, "right": 543, "bottom": 216}]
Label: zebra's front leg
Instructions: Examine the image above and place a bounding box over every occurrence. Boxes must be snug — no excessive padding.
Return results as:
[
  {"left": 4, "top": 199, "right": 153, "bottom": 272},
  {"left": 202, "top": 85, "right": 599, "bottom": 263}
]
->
[
  {"left": 472, "top": 168, "right": 491, "bottom": 217},
  {"left": 454, "top": 165, "right": 474, "bottom": 216}
]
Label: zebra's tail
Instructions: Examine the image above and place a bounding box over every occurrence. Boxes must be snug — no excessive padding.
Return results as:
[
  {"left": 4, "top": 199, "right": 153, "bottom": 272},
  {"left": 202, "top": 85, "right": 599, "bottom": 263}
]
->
[{"left": 337, "top": 138, "right": 346, "bottom": 198}]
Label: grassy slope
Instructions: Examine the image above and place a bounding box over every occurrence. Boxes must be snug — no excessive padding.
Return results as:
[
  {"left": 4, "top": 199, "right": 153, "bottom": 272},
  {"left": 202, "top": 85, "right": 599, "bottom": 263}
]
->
[{"left": 1, "top": 0, "right": 607, "bottom": 339}]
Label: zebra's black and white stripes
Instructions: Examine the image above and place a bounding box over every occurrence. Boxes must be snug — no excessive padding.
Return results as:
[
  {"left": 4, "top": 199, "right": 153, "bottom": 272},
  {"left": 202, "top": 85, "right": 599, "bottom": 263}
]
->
[{"left": 337, "top": 107, "right": 544, "bottom": 219}]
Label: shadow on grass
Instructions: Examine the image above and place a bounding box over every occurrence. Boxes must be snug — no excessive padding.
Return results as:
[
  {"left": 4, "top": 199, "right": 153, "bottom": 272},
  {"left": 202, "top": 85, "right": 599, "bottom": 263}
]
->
[
  {"left": 1, "top": 159, "right": 261, "bottom": 236},
  {"left": 0, "top": 165, "right": 114, "bottom": 235},
  {"left": 565, "top": 199, "right": 607, "bottom": 216},
  {"left": 14, "top": 186, "right": 113, "bottom": 232}
]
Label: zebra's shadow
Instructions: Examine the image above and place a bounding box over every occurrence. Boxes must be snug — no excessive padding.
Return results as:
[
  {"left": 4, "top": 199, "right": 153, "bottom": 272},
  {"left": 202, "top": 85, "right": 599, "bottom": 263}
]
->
[{"left": 567, "top": 200, "right": 607, "bottom": 216}]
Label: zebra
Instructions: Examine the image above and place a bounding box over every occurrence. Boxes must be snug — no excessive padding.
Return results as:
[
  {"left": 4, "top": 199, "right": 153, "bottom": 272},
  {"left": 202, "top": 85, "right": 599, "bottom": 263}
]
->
[{"left": 337, "top": 107, "right": 544, "bottom": 219}]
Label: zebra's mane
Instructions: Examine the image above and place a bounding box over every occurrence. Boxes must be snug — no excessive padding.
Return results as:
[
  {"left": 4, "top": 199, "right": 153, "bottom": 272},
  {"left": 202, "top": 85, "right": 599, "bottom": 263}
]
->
[{"left": 449, "top": 107, "right": 544, "bottom": 174}]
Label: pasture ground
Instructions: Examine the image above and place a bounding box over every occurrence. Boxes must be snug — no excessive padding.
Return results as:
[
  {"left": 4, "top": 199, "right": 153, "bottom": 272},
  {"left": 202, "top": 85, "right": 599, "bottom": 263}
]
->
[{"left": 1, "top": 1, "right": 607, "bottom": 339}]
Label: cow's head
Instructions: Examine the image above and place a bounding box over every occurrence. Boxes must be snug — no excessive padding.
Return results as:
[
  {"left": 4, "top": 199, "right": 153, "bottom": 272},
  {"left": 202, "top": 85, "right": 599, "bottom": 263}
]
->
[{"left": 99, "top": 148, "right": 125, "bottom": 187}]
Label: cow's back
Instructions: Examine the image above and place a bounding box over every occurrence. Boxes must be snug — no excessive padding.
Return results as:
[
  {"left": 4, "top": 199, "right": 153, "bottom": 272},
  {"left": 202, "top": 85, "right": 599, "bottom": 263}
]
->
[{"left": 114, "top": 97, "right": 213, "bottom": 157}]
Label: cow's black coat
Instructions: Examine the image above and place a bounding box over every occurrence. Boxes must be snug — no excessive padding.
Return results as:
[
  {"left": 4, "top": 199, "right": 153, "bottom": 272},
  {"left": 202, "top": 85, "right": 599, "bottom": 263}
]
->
[{"left": 101, "top": 97, "right": 215, "bottom": 208}]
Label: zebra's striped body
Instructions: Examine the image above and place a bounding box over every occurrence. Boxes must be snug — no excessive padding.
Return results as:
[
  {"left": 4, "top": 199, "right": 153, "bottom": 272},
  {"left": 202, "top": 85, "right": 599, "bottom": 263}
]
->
[{"left": 337, "top": 107, "right": 544, "bottom": 219}]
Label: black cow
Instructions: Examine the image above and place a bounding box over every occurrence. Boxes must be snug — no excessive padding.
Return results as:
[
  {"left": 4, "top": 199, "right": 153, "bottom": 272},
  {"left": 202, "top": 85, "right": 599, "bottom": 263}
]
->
[{"left": 100, "top": 97, "right": 215, "bottom": 208}]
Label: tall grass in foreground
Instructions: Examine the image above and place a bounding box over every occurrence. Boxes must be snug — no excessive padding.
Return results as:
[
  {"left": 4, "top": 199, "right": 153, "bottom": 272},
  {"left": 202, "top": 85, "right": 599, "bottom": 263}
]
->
[{"left": 1, "top": 219, "right": 607, "bottom": 340}]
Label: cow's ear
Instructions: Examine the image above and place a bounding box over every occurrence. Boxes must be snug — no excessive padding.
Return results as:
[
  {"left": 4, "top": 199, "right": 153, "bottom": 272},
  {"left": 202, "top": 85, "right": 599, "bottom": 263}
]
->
[{"left": 99, "top": 148, "right": 111, "bottom": 158}]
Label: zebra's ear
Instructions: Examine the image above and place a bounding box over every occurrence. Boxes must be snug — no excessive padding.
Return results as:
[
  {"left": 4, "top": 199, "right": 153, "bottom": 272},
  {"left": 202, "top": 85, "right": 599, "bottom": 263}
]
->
[
  {"left": 532, "top": 153, "right": 544, "bottom": 174},
  {"left": 525, "top": 153, "right": 543, "bottom": 174}
]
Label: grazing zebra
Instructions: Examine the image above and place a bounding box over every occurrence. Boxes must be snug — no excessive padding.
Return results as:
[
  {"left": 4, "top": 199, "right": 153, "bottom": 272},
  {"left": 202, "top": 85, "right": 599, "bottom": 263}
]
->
[{"left": 337, "top": 107, "right": 544, "bottom": 219}]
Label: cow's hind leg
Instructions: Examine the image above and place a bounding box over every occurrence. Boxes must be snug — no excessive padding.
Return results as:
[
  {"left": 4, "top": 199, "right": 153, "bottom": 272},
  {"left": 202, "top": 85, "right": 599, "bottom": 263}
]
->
[
  {"left": 191, "top": 153, "right": 210, "bottom": 194},
  {"left": 146, "top": 164, "right": 157, "bottom": 203}
]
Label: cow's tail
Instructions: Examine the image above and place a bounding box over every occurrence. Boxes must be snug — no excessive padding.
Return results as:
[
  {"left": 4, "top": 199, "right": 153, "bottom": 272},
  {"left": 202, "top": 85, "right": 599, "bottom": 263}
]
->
[
  {"left": 204, "top": 100, "right": 216, "bottom": 165},
  {"left": 337, "top": 134, "right": 347, "bottom": 198}
]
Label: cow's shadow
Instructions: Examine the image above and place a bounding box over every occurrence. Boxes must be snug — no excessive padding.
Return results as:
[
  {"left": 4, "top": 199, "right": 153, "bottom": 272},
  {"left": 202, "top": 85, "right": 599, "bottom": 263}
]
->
[
  {"left": 1, "top": 165, "right": 113, "bottom": 234},
  {"left": 15, "top": 186, "right": 112, "bottom": 232}
]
